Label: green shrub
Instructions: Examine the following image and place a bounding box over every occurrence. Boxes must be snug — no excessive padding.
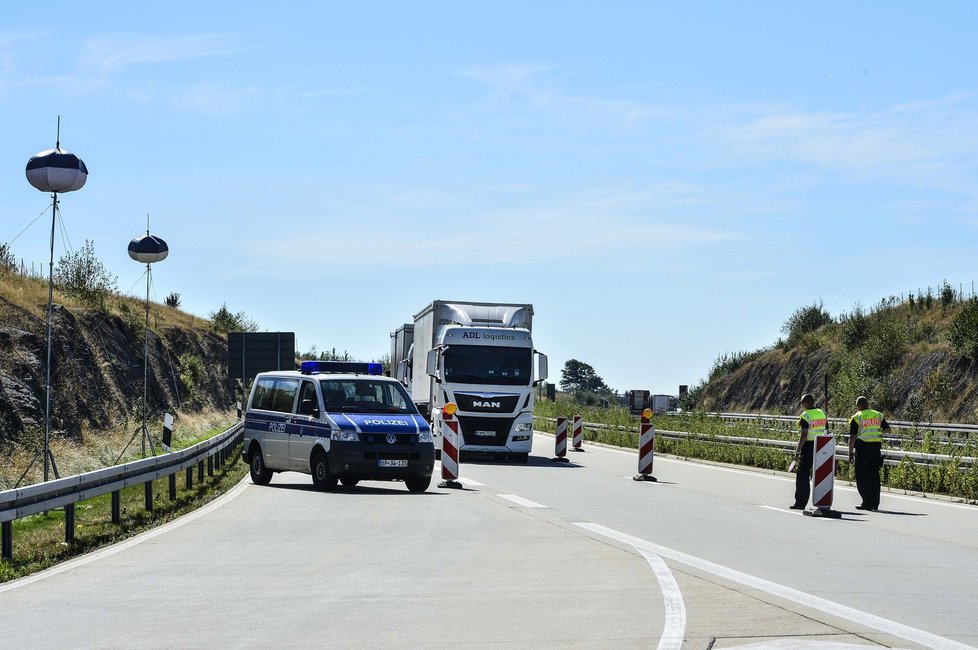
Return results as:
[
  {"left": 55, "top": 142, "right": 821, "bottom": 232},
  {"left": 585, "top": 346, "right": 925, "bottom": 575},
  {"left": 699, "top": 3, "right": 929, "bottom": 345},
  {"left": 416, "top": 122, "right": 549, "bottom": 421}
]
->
[
  {"left": 948, "top": 299, "right": 978, "bottom": 362},
  {"left": 178, "top": 353, "right": 205, "bottom": 397},
  {"left": 53, "top": 240, "right": 118, "bottom": 310},
  {"left": 781, "top": 301, "right": 833, "bottom": 346}
]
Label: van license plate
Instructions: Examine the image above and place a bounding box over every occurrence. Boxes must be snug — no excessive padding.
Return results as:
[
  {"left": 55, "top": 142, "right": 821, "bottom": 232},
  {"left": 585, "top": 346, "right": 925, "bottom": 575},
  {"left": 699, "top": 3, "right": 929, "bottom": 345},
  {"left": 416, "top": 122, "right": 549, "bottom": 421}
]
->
[{"left": 378, "top": 459, "right": 408, "bottom": 468}]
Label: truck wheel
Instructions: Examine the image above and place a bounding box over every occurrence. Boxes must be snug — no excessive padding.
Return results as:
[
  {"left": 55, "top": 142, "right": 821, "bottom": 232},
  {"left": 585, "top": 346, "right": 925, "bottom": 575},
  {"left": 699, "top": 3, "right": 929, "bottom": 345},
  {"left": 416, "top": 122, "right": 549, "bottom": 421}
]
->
[
  {"left": 405, "top": 476, "right": 431, "bottom": 493},
  {"left": 340, "top": 477, "right": 360, "bottom": 487},
  {"left": 311, "top": 450, "right": 337, "bottom": 492},
  {"left": 250, "top": 448, "right": 273, "bottom": 485}
]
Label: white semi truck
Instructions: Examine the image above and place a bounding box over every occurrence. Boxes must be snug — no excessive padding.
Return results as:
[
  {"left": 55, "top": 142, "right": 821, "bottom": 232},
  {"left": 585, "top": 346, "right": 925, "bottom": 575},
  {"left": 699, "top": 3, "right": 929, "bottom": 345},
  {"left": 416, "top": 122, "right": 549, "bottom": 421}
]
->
[{"left": 396, "top": 301, "right": 548, "bottom": 462}]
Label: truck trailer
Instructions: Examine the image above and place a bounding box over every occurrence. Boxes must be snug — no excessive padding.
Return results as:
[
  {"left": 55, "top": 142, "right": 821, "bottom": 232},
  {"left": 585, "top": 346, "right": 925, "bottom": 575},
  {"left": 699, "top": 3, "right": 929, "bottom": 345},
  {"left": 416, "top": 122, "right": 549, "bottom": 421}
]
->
[{"left": 396, "top": 300, "right": 548, "bottom": 462}]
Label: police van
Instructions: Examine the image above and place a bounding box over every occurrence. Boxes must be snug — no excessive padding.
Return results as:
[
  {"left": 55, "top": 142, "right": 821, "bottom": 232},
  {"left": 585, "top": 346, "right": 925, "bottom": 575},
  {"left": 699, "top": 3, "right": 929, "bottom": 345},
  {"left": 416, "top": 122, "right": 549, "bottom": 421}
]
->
[{"left": 242, "top": 361, "right": 435, "bottom": 492}]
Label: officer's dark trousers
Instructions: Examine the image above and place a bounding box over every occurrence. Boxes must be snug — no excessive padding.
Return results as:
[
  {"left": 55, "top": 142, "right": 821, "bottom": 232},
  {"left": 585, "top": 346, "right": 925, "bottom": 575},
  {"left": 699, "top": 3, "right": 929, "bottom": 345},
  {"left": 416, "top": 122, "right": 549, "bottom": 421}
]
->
[
  {"left": 855, "top": 440, "right": 883, "bottom": 510},
  {"left": 793, "top": 441, "right": 814, "bottom": 507}
]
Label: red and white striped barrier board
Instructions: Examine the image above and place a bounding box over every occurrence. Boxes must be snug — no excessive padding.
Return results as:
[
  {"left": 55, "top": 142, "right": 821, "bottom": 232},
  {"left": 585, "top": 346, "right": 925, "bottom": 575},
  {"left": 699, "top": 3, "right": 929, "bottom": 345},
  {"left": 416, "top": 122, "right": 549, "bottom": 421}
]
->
[
  {"left": 553, "top": 416, "right": 568, "bottom": 460},
  {"left": 804, "top": 433, "right": 841, "bottom": 518},
  {"left": 572, "top": 415, "right": 584, "bottom": 451},
  {"left": 812, "top": 434, "right": 834, "bottom": 508},
  {"left": 439, "top": 410, "right": 463, "bottom": 489},
  {"left": 633, "top": 409, "right": 657, "bottom": 482}
]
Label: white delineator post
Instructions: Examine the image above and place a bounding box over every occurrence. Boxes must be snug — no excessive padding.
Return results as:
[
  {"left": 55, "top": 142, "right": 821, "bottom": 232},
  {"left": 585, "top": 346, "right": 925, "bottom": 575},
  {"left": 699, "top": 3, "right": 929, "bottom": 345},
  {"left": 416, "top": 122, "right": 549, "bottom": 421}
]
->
[
  {"left": 552, "top": 416, "right": 569, "bottom": 462},
  {"left": 161, "top": 413, "right": 174, "bottom": 453},
  {"left": 805, "top": 433, "right": 841, "bottom": 518},
  {"left": 572, "top": 415, "right": 584, "bottom": 451},
  {"left": 438, "top": 403, "right": 463, "bottom": 489},
  {"left": 633, "top": 408, "right": 657, "bottom": 482}
]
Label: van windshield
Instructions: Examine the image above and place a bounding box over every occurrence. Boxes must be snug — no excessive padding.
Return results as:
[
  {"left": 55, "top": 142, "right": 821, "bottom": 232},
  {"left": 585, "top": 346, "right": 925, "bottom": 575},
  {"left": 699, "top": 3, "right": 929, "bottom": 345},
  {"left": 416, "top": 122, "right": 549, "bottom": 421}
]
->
[{"left": 320, "top": 379, "right": 417, "bottom": 414}]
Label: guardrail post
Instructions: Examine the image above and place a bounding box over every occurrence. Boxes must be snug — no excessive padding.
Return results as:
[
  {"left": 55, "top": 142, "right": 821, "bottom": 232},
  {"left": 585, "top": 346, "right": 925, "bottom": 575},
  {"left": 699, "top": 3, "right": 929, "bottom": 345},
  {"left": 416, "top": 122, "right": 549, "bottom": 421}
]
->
[
  {"left": 144, "top": 480, "right": 154, "bottom": 512},
  {"left": 186, "top": 467, "right": 193, "bottom": 489},
  {"left": 2, "top": 520, "right": 12, "bottom": 560},
  {"left": 168, "top": 473, "right": 177, "bottom": 500},
  {"left": 111, "top": 490, "right": 121, "bottom": 523},
  {"left": 198, "top": 460, "right": 204, "bottom": 482},
  {"left": 207, "top": 455, "right": 214, "bottom": 477},
  {"left": 65, "top": 504, "right": 75, "bottom": 543}
]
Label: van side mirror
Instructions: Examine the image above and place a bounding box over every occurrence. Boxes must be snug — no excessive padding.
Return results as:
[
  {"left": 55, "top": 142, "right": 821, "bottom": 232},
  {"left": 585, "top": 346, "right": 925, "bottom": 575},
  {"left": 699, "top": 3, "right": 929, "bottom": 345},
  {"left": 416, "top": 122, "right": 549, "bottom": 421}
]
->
[{"left": 299, "top": 398, "right": 318, "bottom": 417}]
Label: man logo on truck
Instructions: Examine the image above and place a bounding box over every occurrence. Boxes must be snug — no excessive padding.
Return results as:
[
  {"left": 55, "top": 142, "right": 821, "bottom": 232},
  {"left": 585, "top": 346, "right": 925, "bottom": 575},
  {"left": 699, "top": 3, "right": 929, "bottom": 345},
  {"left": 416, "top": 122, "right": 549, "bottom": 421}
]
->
[{"left": 473, "top": 400, "right": 502, "bottom": 409}]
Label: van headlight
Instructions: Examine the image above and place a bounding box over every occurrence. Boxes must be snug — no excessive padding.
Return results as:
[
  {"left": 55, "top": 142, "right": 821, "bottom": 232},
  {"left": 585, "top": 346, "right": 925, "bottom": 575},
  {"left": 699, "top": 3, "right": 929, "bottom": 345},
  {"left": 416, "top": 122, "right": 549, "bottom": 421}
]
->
[
  {"left": 331, "top": 430, "right": 359, "bottom": 442},
  {"left": 515, "top": 422, "right": 533, "bottom": 432},
  {"left": 418, "top": 430, "right": 433, "bottom": 443}
]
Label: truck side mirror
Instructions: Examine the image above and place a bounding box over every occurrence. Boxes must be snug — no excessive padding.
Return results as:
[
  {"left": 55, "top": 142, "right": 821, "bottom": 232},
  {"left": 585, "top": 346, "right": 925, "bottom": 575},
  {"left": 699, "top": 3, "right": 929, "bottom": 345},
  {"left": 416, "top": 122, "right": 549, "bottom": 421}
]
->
[
  {"left": 534, "top": 353, "right": 549, "bottom": 385},
  {"left": 426, "top": 349, "right": 440, "bottom": 382},
  {"left": 396, "top": 360, "right": 408, "bottom": 383}
]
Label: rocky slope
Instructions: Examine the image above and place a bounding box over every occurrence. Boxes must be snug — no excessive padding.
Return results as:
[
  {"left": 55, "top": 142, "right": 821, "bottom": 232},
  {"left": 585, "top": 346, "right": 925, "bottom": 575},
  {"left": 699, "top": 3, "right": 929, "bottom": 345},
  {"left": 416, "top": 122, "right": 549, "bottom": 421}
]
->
[{"left": 0, "top": 293, "right": 236, "bottom": 443}]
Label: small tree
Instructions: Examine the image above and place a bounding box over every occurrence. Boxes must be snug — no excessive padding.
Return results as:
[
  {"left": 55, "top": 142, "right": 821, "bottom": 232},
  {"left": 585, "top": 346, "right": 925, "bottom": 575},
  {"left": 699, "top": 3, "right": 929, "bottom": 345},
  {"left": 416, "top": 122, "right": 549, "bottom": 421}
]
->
[
  {"left": 53, "top": 239, "right": 118, "bottom": 309},
  {"left": 0, "top": 242, "right": 15, "bottom": 275},
  {"left": 165, "top": 292, "right": 181, "bottom": 308},
  {"left": 560, "top": 359, "right": 610, "bottom": 394},
  {"left": 948, "top": 300, "right": 978, "bottom": 362}
]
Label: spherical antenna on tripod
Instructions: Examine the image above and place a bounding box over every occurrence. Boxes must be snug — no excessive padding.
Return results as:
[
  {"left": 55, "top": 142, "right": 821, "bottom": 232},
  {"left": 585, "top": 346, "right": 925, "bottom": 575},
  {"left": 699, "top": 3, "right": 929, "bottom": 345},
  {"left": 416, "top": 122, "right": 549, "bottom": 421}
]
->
[
  {"left": 128, "top": 234, "right": 169, "bottom": 264},
  {"left": 26, "top": 148, "right": 88, "bottom": 193}
]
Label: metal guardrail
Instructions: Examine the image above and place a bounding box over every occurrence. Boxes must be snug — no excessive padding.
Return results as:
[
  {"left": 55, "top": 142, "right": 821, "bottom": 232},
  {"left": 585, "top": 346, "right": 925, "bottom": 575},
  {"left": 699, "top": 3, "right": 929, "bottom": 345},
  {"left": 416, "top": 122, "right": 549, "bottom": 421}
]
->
[
  {"left": 535, "top": 417, "right": 976, "bottom": 470},
  {"left": 1, "top": 422, "right": 244, "bottom": 561},
  {"left": 699, "top": 411, "right": 978, "bottom": 436}
]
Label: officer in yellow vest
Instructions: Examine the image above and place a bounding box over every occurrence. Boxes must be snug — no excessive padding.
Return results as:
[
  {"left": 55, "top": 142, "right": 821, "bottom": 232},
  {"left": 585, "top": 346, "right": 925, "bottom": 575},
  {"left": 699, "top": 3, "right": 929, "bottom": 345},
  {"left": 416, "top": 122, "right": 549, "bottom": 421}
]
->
[
  {"left": 790, "top": 393, "right": 827, "bottom": 509},
  {"left": 848, "top": 396, "right": 891, "bottom": 511}
]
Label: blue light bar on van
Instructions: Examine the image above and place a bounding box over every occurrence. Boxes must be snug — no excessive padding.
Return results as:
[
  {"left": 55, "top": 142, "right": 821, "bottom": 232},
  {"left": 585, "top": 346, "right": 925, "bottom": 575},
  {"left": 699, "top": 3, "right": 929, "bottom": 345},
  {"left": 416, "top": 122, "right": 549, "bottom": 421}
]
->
[{"left": 300, "top": 361, "right": 383, "bottom": 375}]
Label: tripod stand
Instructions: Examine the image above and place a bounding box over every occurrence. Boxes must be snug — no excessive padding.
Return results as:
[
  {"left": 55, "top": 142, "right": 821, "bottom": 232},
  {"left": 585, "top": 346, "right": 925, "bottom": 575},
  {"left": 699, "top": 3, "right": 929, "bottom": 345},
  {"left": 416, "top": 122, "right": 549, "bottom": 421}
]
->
[
  {"left": 14, "top": 446, "right": 60, "bottom": 489},
  {"left": 115, "top": 423, "right": 157, "bottom": 465}
]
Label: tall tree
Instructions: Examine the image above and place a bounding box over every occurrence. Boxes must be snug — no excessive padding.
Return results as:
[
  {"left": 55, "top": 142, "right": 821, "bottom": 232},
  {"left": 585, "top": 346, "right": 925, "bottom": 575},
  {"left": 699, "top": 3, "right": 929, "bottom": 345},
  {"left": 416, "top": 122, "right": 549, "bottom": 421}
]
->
[{"left": 560, "top": 359, "right": 610, "bottom": 394}]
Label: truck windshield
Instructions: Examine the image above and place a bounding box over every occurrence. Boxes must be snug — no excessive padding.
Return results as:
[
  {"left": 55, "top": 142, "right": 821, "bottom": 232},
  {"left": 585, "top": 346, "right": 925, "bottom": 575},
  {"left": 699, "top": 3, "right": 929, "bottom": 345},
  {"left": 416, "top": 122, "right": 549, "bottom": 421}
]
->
[
  {"left": 444, "top": 345, "right": 532, "bottom": 386},
  {"left": 320, "top": 379, "right": 417, "bottom": 414}
]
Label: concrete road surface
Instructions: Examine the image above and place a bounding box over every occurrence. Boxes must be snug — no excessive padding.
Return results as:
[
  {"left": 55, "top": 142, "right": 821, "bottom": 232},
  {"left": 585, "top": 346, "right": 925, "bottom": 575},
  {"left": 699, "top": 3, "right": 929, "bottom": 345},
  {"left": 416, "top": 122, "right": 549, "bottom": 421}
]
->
[{"left": 2, "top": 431, "right": 976, "bottom": 649}]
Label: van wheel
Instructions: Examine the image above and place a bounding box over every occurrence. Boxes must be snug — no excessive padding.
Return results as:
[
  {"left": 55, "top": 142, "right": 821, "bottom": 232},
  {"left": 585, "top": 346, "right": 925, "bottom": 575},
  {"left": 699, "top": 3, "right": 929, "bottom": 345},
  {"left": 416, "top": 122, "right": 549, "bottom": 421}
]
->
[
  {"left": 311, "top": 450, "right": 337, "bottom": 492},
  {"left": 340, "top": 477, "right": 359, "bottom": 487},
  {"left": 405, "top": 476, "right": 431, "bottom": 493},
  {"left": 250, "top": 449, "right": 273, "bottom": 485}
]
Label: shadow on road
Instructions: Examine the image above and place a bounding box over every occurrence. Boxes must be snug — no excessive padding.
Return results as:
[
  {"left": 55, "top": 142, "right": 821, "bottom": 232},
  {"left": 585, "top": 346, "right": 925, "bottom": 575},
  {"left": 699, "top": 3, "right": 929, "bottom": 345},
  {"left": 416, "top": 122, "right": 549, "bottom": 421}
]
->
[{"left": 260, "top": 481, "right": 446, "bottom": 496}]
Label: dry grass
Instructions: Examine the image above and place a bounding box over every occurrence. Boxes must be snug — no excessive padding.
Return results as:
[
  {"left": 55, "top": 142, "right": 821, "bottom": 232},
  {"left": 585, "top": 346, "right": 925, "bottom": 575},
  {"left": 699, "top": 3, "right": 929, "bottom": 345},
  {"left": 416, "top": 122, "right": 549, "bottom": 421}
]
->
[{"left": 0, "top": 270, "right": 210, "bottom": 332}]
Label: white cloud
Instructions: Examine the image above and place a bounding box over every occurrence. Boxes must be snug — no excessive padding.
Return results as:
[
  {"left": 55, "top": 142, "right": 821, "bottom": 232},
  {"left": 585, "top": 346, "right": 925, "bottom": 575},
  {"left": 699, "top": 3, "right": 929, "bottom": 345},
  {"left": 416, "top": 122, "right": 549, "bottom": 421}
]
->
[{"left": 77, "top": 32, "right": 242, "bottom": 72}]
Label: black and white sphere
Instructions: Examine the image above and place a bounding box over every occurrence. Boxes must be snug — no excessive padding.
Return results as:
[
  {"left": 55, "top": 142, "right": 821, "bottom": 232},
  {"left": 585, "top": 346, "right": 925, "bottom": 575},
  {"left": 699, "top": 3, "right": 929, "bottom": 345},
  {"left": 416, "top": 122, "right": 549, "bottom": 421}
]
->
[
  {"left": 128, "top": 234, "right": 169, "bottom": 264},
  {"left": 26, "top": 148, "right": 88, "bottom": 193}
]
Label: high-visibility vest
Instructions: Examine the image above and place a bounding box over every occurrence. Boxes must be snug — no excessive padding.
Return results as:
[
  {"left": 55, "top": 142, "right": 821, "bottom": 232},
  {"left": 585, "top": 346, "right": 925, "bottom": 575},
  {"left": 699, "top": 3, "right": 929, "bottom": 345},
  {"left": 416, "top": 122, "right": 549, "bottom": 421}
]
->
[
  {"left": 851, "top": 409, "right": 883, "bottom": 443},
  {"left": 798, "top": 408, "right": 827, "bottom": 440}
]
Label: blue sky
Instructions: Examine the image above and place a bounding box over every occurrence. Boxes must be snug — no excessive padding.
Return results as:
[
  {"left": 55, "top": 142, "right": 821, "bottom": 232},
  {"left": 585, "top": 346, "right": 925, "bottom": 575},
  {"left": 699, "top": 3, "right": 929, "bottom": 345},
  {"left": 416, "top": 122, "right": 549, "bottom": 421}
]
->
[{"left": 3, "top": 2, "right": 977, "bottom": 395}]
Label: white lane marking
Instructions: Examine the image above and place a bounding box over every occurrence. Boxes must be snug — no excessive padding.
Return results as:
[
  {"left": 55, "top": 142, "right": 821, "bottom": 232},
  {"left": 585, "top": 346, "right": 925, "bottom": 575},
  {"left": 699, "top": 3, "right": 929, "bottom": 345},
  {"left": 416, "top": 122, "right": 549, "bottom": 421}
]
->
[
  {"left": 457, "top": 477, "right": 485, "bottom": 487},
  {"left": 498, "top": 494, "right": 547, "bottom": 508},
  {"left": 573, "top": 522, "right": 973, "bottom": 650},
  {"left": 538, "top": 433, "right": 978, "bottom": 513},
  {"left": 637, "top": 548, "right": 686, "bottom": 650},
  {"left": 759, "top": 505, "right": 802, "bottom": 516},
  {"left": 0, "top": 478, "right": 252, "bottom": 594}
]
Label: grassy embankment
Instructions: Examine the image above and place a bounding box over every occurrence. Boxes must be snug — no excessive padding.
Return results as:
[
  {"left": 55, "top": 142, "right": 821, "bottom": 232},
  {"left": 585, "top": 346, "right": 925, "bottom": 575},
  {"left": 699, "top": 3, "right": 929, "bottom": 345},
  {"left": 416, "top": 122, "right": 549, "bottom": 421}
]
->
[
  {"left": 0, "top": 410, "right": 245, "bottom": 583},
  {"left": 534, "top": 401, "right": 978, "bottom": 502}
]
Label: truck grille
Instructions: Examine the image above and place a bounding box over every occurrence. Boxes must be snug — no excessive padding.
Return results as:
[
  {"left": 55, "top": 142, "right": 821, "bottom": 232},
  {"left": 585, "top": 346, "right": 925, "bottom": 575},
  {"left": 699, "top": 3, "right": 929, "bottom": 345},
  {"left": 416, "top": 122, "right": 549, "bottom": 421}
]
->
[
  {"left": 454, "top": 393, "right": 520, "bottom": 414},
  {"left": 456, "top": 416, "right": 514, "bottom": 447}
]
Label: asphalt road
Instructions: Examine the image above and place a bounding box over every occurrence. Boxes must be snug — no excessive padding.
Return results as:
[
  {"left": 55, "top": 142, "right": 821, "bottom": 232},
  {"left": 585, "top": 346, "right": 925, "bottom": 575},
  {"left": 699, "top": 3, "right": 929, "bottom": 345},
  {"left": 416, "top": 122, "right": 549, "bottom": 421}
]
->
[{"left": 2, "top": 432, "right": 977, "bottom": 649}]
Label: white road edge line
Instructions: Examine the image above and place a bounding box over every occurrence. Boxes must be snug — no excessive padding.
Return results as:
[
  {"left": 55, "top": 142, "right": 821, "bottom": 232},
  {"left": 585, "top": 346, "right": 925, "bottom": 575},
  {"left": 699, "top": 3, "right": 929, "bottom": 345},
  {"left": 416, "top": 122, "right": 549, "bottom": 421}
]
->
[
  {"left": 457, "top": 477, "right": 485, "bottom": 487},
  {"left": 573, "top": 522, "right": 973, "bottom": 650},
  {"left": 497, "top": 494, "right": 547, "bottom": 508},
  {"left": 0, "top": 478, "right": 252, "bottom": 594},
  {"left": 636, "top": 548, "right": 686, "bottom": 650},
  {"left": 758, "top": 505, "right": 802, "bottom": 516}
]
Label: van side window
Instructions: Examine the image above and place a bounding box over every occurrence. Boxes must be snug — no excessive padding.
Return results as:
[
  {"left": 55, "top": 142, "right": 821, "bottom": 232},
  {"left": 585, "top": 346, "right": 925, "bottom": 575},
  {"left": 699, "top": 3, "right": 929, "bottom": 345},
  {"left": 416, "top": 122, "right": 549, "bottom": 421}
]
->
[
  {"left": 297, "top": 381, "right": 318, "bottom": 415},
  {"left": 270, "top": 378, "right": 300, "bottom": 413},
  {"left": 252, "top": 377, "right": 277, "bottom": 411}
]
